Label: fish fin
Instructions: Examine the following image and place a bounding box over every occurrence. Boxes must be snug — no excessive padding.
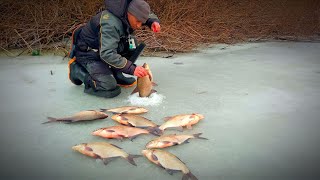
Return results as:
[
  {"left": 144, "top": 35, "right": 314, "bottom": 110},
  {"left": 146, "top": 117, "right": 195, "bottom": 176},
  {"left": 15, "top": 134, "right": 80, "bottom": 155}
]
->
[
  {"left": 42, "top": 117, "right": 58, "bottom": 124},
  {"left": 193, "top": 133, "right": 208, "bottom": 140},
  {"left": 109, "top": 143, "right": 122, "bottom": 149},
  {"left": 152, "top": 82, "right": 158, "bottom": 86},
  {"left": 100, "top": 108, "right": 108, "bottom": 112},
  {"left": 151, "top": 89, "right": 157, "bottom": 94},
  {"left": 120, "top": 116, "right": 129, "bottom": 121},
  {"left": 147, "top": 127, "right": 162, "bottom": 136},
  {"left": 129, "top": 135, "right": 139, "bottom": 141},
  {"left": 85, "top": 146, "right": 93, "bottom": 151},
  {"left": 121, "top": 111, "right": 129, "bottom": 114},
  {"left": 93, "top": 153, "right": 102, "bottom": 159},
  {"left": 176, "top": 126, "right": 184, "bottom": 132},
  {"left": 165, "top": 141, "right": 179, "bottom": 146},
  {"left": 106, "top": 129, "right": 115, "bottom": 132},
  {"left": 127, "top": 122, "right": 135, "bottom": 127},
  {"left": 43, "top": 117, "right": 74, "bottom": 124},
  {"left": 151, "top": 154, "right": 158, "bottom": 161},
  {"left": 163, "top": 116, "right": 172, "bottom": 121},
  {"left": 126, "top": 154, "right": 142, "bottom": 166},
  {"left": 164, "top": 126, "right": 183, "bottom": 132},
  {"left": 162, "top": 141, "right": 173, "bottom": 144},
  {"left": 189, "top": 114, "right": 196, "bottom": 119},
  {"left": 62, "top": 120, "right": 74, "bottom": 124},
  {"left": 102, "top": 157, "right": 118, "bottom": 165},
  {"left": 131, "top": 87, "right": 139, "bottom": 95},
  {"left": 183, "top": 172, "right": 198, "bottom": 180},
  {"left": 186, "top": 124, "right": 193, "bottom": 130},
  {"left": 166, "top": 169, "right": 180, "bottom": 175},
  {"left": 184, "top": 140, "right": 190, "bottom": 144}
]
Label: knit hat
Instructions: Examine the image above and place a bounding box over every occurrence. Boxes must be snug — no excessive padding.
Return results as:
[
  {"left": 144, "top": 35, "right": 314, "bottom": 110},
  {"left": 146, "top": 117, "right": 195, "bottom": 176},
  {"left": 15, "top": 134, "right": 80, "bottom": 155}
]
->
[{"left": 128, "top": 0, "right": 150, "bottom": 23}]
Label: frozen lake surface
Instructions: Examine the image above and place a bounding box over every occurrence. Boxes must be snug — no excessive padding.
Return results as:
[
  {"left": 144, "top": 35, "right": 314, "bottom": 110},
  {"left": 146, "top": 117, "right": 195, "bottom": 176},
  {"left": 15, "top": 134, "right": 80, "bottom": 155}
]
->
[{"left": 0, "top": 42, "right": 320, "bottom": 180}]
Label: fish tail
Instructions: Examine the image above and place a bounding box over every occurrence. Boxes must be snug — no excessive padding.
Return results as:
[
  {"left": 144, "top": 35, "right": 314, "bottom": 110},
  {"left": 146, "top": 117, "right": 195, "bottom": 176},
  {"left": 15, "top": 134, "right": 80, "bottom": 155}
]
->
[
  {"left": 193, "top": 133, "right": 208, "bottom": 140},
  {"left": 147, "top": 127, "right": 163, "bottom": 136},
  {"left": 182, "top": 172, "right": 198, "bottom": 180},
  {"left": 126, "top": 154, "right": 142, "bottom": 166},
  {"left": 42, "top": 117, "right": 58, "bottom": 124}
]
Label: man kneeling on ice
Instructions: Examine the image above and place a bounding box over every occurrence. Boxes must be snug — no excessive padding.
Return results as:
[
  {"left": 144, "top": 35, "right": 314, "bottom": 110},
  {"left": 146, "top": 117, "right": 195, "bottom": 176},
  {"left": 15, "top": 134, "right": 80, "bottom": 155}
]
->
[{"left": 68, "top": 0, "right": 160, "bottom": 98}]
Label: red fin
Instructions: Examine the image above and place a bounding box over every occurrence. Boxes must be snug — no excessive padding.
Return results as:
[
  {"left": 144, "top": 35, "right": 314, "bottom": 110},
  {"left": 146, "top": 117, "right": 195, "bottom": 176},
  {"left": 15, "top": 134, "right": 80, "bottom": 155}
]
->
[
  {"left": 151, "top": 153, "right": 158, "bottom": 161},
  {"left": 163, "top": 116, "right": 172, "bottom": 121},
  {"left": 120, "top": 116, "right": 129, "bottom": 121},
  {"left": 85, "top": 146, "right": 93, "bottom": 151},
  {"left": 151, "top": 89, "right": 157, "bottom": 94},
  {"left": 152, "top": 82, "right": 158, "bottom": 86},
  {"left": 190, "top": 115, "right": 196, "bottom": 119},
  {"left": 162, "top": 141, "right": 172, "bottom": 144}
]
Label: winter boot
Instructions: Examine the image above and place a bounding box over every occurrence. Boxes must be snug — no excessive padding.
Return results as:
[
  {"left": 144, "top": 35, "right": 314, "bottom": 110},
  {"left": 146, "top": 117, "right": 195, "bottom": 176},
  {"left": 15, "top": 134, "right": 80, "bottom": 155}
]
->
[{"left": 68, "top": 58, "right": 88, "bottom": 85}]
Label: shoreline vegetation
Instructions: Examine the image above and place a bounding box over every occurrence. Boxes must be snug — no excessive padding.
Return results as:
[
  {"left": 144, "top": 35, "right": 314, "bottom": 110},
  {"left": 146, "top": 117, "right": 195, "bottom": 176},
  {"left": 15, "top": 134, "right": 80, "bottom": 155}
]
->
[{"left": 1, "top": 0, "right": 319, "bottom": 57}]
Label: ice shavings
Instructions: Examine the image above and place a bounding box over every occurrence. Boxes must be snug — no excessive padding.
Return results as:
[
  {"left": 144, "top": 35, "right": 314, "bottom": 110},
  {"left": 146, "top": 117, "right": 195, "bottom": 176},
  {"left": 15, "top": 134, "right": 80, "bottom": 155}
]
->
[{"left": 127, "top": 92, "right": 165, "bottom": 106}]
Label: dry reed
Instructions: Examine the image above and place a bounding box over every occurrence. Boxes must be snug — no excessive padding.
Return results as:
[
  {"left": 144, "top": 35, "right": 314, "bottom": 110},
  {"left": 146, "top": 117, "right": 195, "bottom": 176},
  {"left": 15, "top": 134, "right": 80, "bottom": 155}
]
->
[{"left": 0, "top": 0, "right": 319, "bottom": 56}]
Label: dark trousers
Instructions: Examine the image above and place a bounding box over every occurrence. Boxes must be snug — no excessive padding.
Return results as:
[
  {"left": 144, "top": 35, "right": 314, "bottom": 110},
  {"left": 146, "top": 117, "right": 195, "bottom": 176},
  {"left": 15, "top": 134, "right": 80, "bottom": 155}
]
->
[{"left": 75, "top": 50, "right": 117, "bottom": 91}]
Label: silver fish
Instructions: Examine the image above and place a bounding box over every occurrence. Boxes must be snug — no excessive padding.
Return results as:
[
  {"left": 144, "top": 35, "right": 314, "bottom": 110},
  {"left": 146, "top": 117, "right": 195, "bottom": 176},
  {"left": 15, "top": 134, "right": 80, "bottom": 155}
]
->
[
  {"left": 159, "top": 113, "right": 205, "bottom": 131},
  {"left": 111, "top": 114, "right": 162, "bottom": 135},
  {"left": 142, "top": 149, "right": 198, "bottom": 180},
  {"left": 101, "top": 106, "right": 148, "bottom": 114},
  {"left": 146, "top": 133, "right": 208, "bottom": 149},
  {"left": 43, "top": 110, "right": 108, "bottom": 124},
  {"left": 72, "top": 142, "right": 141, "bottom": 166}
]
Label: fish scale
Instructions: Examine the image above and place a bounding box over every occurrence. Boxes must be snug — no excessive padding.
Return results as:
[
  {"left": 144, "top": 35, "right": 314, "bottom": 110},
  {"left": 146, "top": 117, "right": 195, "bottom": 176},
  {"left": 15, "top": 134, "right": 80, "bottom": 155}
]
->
[
  {"left": 159, "top": 113, "right": 205, "bottom": 131},
  {"left": 43, "top": 110, "right": 108, "bottom": 124},
  {"left": 101, "top": 106, "right": 148, "bottom": 114},
  {"left": 131, "top": 63, "right": 157, "bottom": 97},
  {"left": 146, "top": 133, "right": 208, "bottom": 149},
  {"left": 92, "top": 125, "right": 151, "bottom": 140},
  {"left": 72, "top": 142, "right": 141, "bottom": 166},
  {"left": 142, "top": 149, "right": 198, "bottom": 180}
]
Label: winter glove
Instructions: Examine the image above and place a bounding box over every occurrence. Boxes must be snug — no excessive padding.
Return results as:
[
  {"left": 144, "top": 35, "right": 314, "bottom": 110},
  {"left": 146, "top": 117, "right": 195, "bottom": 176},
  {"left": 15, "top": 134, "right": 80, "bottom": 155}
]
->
[
  {"left": 134, "top": 66, "right": 149, "bottom": 77},
  {"left": 151, "top": 22, "right": 161, "bottom": 33}
]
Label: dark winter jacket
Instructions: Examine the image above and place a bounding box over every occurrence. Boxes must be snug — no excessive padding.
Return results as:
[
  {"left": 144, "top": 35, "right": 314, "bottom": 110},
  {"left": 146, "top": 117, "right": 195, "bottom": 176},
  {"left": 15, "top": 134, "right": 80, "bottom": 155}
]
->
[{"left": 76, "top": 0, "right": 159, "bottom": 75}]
